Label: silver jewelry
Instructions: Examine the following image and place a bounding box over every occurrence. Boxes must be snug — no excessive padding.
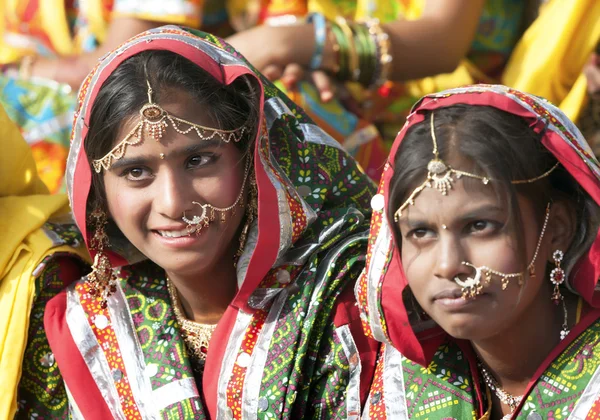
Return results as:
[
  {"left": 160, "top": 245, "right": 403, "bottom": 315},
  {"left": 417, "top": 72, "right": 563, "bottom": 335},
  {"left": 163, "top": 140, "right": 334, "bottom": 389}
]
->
[
  {"left": 478, "top": 297, "right": 569, "bottom": 414},
  {"left": 478, "top": 361, "right": 523, "bottom": 413}
]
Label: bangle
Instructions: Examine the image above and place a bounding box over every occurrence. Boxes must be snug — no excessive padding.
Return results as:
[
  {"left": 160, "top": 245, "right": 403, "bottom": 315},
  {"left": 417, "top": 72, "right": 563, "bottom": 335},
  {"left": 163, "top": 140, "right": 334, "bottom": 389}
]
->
[
  {"left": 330, "top": 22, "right": 350, "bottom": 80},
  {"left": 307, "top": 13, "right": 327, "bottom": 70},
  {"left": 367, "top": 19, "right": 392, "bottom": 87},
  {"left": 327, "top": 22, "right": 341, "bottom": 74},
  {"left": 335, "top": 17, "right": 360, "bottom": 82},
  {"left": 19, "top": 55, "right": 36, "bottom": 80},
  {"left": 352, "top": 22, "right": 378, "bottom": 86}
]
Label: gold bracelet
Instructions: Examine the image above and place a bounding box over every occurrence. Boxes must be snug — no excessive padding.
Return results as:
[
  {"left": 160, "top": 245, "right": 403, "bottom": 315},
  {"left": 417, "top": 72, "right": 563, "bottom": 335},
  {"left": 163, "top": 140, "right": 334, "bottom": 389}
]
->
[
  {"left": 18, "top": 55, "right": 36, "bottom": 80},
  {"left": 335, "top": 16, "right": 360, "bottom": 82}
]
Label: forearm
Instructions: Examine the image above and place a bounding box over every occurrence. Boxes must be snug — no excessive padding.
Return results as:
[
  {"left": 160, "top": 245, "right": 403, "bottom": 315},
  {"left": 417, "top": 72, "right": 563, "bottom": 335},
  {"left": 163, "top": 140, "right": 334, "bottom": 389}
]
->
[
  {"left": 33, "top": 18, "right": 169, "bottom": 87},
  {"left": 383, "top": 9, "right": 484, "bottom": 81}
]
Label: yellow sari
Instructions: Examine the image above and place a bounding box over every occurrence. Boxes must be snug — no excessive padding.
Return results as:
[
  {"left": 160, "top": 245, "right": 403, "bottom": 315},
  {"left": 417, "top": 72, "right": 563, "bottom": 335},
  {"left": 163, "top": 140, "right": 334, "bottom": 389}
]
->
[{"left": 503, "top": 0, "right": 600, "bottom": 122}]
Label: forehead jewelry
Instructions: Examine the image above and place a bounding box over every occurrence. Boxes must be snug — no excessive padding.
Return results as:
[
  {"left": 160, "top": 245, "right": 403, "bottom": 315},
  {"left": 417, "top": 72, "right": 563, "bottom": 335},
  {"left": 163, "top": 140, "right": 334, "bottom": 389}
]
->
[
  {"left": 454, "top": 203, "right": 551, "bottom": 299},
  {"left": 393, "top": 113, "right": 560, "bottom": 222},
  {"left": 92, "top": 79, "right": 248, "bottom": 173},
  {"left": 182, "top": 156, "right": 252, "bottom": 234}
]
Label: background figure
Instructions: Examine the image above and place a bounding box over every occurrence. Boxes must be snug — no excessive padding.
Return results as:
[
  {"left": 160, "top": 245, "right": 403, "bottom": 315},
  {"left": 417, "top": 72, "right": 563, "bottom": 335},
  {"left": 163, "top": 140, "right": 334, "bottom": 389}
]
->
[
  {"left": 0, "top": 0, "right": 202, "bottom": 193},
  {"left": 0, "top": 103, "right": 89, "bottom": 419},
  {"left": 357, "top": 85, "right": 600, "bottom": 418},
  {"left": 580, "top": 42, "right": 600, "bottom": 156},
  {"left": 16, "top": 27, "right": 378, "bottom": 418},
  {"left": 223, "top": 0, "right": 600, "bottom": 180}
]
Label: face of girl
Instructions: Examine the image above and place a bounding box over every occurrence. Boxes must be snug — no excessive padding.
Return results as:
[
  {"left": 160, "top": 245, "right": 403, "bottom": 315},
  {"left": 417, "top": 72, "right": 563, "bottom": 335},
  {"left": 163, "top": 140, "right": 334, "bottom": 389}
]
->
[
  {"left": 396, "top": 176, "right": 554, "bottom": 341},
  {"left": 102, "top": 89, "right": 248, "bottom": 278}
]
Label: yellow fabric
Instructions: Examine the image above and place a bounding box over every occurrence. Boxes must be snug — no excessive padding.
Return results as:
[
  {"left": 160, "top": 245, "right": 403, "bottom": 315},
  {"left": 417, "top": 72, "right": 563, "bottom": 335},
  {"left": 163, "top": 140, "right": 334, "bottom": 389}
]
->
[
  {"left": 502, "top": 0, "right": 600, "bottom": 122},
  {"left": 0, "top": 0, "right": 201, "bottom": 63},
  {"left": 0, "top": 105, "right": 90, "bottom": 419}
]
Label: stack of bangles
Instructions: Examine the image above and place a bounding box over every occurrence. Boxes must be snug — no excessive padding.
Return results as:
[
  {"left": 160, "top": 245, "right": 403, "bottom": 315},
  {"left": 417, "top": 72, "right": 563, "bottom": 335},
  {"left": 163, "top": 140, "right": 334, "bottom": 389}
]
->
[{"left": 307, "top": 13, "right": 392, "bottom": 88}]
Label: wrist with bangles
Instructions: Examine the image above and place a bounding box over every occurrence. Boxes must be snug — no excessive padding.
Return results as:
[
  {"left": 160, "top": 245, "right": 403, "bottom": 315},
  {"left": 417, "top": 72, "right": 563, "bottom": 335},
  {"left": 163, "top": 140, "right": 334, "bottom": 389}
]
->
[{"left": 307, "top": 13, "right": 393, "bottom": 88}]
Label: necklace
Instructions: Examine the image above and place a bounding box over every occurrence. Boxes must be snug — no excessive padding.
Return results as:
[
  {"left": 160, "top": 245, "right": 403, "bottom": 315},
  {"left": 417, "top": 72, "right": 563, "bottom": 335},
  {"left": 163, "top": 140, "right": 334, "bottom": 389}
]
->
[
  {"left": 478, "top": 298, "right": 570, "bottom": 416},
  {"left": 167, "top": 279, "right": 217, "bottom": 373}
]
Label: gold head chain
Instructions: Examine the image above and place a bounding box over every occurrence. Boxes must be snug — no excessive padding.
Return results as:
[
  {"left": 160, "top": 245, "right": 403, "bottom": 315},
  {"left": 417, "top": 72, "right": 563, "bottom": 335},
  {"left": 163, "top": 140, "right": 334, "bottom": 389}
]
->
[
  {"left": 393, "top": 112, "right": 560, "bottom": 222},
  {"left": 92, "top": 80, "right": 248, "bottom": 173}
]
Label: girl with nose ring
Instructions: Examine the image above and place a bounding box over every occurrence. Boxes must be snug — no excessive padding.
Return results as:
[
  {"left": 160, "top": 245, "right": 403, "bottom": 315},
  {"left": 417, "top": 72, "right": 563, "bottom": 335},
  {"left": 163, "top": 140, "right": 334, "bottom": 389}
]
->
[
  {"left": 358, "top": 85, "right": 600, "bottom": 419},
  {"left": 15, "top": 27, "right": 378, "bottom": 419}
]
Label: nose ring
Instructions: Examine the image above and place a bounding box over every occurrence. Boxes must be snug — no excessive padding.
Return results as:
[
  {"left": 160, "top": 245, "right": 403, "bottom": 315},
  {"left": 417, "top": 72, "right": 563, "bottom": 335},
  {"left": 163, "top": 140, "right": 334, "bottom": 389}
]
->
[{"left": 182, "top": 202, "right": 208, "bottom": 226}]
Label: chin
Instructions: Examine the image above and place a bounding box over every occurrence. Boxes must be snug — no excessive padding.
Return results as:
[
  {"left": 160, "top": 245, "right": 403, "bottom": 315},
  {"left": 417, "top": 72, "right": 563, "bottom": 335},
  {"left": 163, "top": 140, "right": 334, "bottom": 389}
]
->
[
  {"left": 151, "top": 253, "right": 216, "bottom": 277},
  {"left": 434, "top": 315, "right": 491, "bottom": 341}
]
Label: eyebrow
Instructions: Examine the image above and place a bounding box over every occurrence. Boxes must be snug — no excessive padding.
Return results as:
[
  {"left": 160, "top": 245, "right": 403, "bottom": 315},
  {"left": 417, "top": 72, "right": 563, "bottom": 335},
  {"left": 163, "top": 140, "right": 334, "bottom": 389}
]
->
[
  {"left": 108, "top": 139, "right": 223, "bottom": 171},
  {"left": 399, "top": 204, "right": 505, "bottom": 227}
]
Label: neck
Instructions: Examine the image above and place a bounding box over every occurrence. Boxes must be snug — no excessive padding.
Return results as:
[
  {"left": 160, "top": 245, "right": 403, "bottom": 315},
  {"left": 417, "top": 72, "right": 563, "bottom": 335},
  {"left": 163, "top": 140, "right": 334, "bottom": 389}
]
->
[
  {"left": 472, "top": 287, "right": 568, "bottom": 395},
  {"left": 167, "top": 255, "right": 238, "bottom": 324}
]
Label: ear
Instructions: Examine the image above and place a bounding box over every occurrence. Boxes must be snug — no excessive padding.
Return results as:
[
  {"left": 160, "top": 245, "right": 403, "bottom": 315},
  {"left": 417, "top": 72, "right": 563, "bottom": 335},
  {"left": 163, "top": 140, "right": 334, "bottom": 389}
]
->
[{"left": 547, "top": 200, "right": 577, "bottom": 256}]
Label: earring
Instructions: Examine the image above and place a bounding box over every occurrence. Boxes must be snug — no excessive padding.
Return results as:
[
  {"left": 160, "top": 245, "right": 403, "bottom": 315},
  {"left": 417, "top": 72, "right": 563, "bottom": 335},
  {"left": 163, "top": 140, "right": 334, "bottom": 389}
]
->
[
  {"left": 234, "top": 172, "right": 258, "bottom": 264},
  {"left": 87, "top": 207, "right": 118, "bottom": 308},
  {"left": 550, "top": 250, "right": 565, "bottom": 304}
]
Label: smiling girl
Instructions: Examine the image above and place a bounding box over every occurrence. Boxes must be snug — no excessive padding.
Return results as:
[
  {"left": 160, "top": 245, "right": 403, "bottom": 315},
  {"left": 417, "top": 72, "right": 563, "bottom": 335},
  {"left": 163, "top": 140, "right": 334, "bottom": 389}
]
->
[
  {"left": 357, "top": 85, "right": 600, "bottom": 419},
  {"left": 15, "top": 27, "right": 378, "bottom": 419}
]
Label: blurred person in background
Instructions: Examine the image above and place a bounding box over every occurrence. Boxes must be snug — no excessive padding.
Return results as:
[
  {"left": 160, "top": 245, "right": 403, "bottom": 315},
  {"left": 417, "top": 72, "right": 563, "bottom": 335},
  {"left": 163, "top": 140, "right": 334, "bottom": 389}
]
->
[
  {"left": 0, "top": 103, "right": 89, "bottom": 419},
  {"left": 222, "top": 0, "right": 600, "bottom": 180}
]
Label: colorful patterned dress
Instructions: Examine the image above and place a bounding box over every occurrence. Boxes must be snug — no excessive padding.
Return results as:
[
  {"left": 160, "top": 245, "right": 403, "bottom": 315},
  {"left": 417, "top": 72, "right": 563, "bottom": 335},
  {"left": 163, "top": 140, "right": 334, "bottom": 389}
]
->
[
  {"left": 15, "top": 26, "right": 379, "bottom": 419},
  {"left": 355, "top": 85, "right": 600, "bottom": 418},
  {"left": 0, "top": 0, "right": 202, "bottom": 193}
]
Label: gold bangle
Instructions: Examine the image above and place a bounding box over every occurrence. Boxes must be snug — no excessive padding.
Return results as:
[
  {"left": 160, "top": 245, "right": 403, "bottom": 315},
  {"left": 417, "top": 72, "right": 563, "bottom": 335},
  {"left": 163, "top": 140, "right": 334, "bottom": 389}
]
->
[
  {"left": 18, "top": 55, "right": 36, "bottom": 80},
  {"left": 335, "top": 16, "right": 360, "bottom": 82}
]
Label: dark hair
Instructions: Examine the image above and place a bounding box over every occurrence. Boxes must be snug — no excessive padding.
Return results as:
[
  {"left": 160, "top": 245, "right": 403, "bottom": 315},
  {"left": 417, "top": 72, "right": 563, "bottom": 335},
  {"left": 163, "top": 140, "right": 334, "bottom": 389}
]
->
[
  {"left": 388, "top": 104, "right": 599, "bottom": 278},
  {"left": 84, "top": 50, "right": 260, "bottom": 210}
]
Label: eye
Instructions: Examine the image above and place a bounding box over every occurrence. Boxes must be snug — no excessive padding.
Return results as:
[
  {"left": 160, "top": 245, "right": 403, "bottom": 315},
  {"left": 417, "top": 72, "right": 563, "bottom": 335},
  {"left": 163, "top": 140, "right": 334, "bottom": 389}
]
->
[
  {"left": 120, "top": 167, "right": 153, "bottom": 182},
  {"left": 406, "top": 227, "right": 436, "bottom": 240},
  {"left": 187, "top": 154, "right": 216, "bottom": 169},
  {"left": 466, "top": 220, "right": 501, "bottom": 234}
]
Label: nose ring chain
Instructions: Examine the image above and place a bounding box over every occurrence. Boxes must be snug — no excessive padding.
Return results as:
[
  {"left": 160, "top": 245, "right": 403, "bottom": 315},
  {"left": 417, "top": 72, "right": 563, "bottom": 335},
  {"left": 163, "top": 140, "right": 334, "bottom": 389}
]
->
[
  {"left": 182, "top": 157, "right": 252, "bottom": 233},
  {"left": 454, "top": 203, "right": 551, "bottom": 299}
]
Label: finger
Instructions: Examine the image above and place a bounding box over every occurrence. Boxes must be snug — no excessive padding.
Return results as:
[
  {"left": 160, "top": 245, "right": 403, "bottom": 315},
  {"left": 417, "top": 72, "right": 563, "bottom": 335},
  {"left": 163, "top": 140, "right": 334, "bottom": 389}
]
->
[
  {"left": 263, "top": 64, "right": 283, "bottom": 81},
  {"left": 311, "top": 70, "right": 334, "bottom": 102},
  {"left": 281, "top": 63, "right": 305, "bottom": 89},
  {"left": 584, "top": 63, "right": 600, "bottom": 95}
]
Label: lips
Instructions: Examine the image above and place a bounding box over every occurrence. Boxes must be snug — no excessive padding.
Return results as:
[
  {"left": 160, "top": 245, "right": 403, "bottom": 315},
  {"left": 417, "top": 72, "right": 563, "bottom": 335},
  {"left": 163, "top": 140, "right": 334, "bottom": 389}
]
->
[{"left": 432, "top": 288, "right": 464, "bottom": 301}]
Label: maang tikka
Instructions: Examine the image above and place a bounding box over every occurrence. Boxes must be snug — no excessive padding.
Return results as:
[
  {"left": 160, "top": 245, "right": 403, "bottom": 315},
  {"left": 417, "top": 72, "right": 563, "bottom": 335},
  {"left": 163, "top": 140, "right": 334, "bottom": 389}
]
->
[
  {"left": 393, "top": 112, "right": 561, "bottom": 298},
  {"left": 92, "top": 80, "right": 248, "bottom": 173},
  {"left": 87, "top": 206, "right": 118, "bottom": 308}
]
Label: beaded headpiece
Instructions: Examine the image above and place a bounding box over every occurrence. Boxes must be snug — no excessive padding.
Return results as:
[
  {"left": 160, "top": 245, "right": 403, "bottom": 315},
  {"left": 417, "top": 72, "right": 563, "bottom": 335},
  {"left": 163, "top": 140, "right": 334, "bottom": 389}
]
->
[
  {"left": 92, "top": 80, "right": 248, "bottom": 173},
  {"left": 393, "top": 112, "right": 559, "bottom": 222}
]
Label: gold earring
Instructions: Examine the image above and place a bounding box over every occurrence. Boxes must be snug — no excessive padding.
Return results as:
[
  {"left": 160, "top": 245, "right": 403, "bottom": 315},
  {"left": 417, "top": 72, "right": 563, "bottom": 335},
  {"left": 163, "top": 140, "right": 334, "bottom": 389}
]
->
[
  {"left": 87, "top": 206, "right": 117, "bottom": 308},
  {"left": 550, "top": 250, "right": 565, "bottom": 304}
]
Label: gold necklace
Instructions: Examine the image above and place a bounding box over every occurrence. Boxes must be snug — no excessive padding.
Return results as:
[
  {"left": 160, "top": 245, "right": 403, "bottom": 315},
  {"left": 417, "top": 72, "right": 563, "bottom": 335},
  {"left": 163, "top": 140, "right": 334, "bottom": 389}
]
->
[{"left": 167, "top": 279, "right": 217, "bottom": 372}]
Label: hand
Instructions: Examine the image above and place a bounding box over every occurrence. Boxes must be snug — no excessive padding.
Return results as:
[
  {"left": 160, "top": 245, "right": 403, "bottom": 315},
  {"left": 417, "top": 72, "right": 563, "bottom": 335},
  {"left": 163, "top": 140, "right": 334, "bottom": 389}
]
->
[
  {"left": 29, "top": 56, "right": 90, "bottom": 89},
  {"left": 226, "top": 24, "right": 315, "bottom": 75},
  {"left": 584, "top": 53, "right": 600, "bottom": 97},
  {"left": 278, "top": 63, "right": 336, "bottom": 102}
]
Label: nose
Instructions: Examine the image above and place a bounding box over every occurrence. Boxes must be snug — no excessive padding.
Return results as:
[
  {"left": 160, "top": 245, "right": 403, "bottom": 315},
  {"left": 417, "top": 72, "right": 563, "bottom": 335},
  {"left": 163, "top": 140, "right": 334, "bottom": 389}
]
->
[
  {"left": 433, "top": 233, "right": 470, "bottom": 281},
  {"left": 153, "top": 169, "right": 194, "bottom": 220}
]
